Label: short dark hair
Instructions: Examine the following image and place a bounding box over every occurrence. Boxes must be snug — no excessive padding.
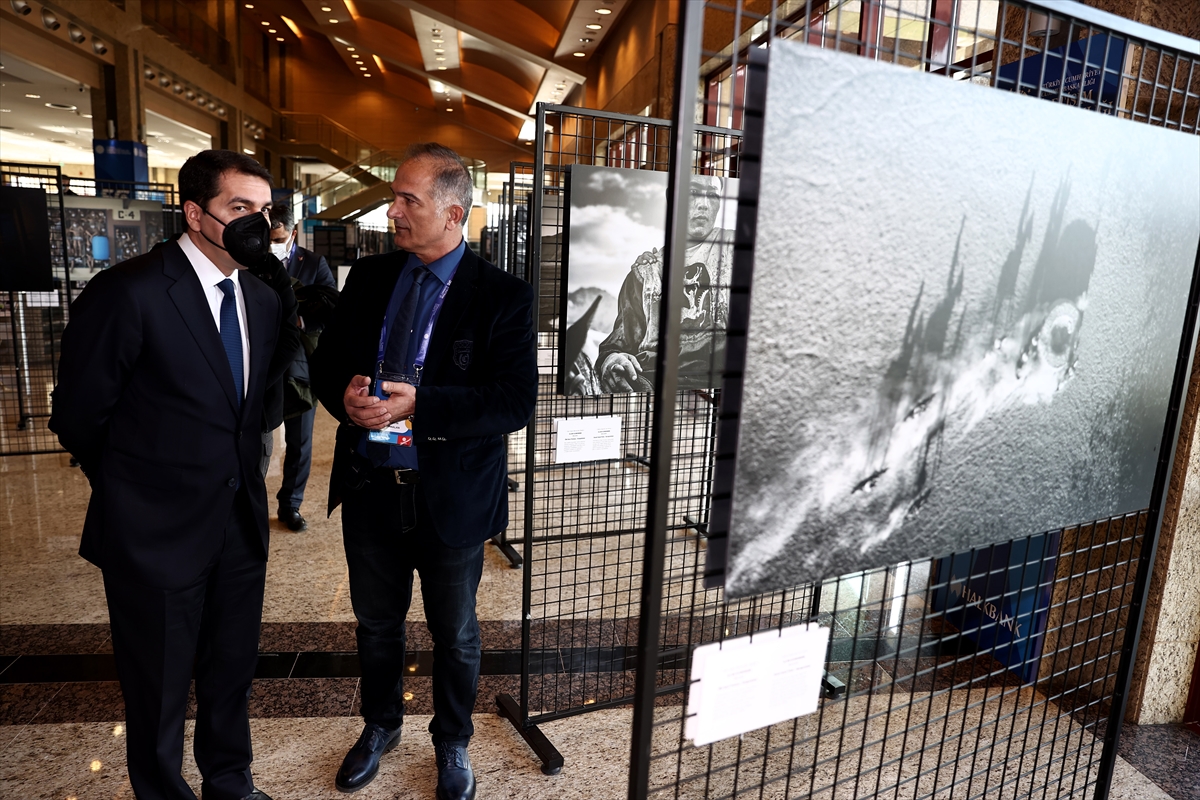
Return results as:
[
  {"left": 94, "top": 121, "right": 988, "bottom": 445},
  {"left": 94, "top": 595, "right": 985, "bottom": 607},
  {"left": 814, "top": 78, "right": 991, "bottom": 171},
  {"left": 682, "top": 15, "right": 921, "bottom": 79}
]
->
[
  {"left": 269, "top": 202, "right": 294, "bottom": 230},
  {"left": 179, "top": 149, "right": 273, "bottom": 209},
  {"left": 404, "top": 142, "right": 473, "bottom": 216}
]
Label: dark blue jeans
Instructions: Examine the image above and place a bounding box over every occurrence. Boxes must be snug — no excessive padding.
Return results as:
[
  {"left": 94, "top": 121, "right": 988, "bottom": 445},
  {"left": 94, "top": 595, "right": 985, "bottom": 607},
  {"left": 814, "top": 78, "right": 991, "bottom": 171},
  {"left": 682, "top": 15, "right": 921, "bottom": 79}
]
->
[{"left": 341, "top": 476, "right": 484, "bottom": 744}]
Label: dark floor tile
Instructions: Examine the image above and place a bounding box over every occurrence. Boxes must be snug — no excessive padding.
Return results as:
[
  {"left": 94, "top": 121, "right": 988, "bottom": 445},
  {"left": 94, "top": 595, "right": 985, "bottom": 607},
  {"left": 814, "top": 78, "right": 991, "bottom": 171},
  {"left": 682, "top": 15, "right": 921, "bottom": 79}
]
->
[
  {"left": 0, "top": 682, "right": 68, "bottom": 725},
  {"left": 1116, "top": 722, "right": 1200, "bottom": 800},
  {"left": 0, "top": 655, "right": 17, "bottom": 677},
  {"left": 0, "top": 624, "right": 113, "bottom": 655},
  {"left": 257, "top": 622, "right": 357, "bottom": 652},
  {"left": 292, "top": 651, "right": 361, "bottom": 678},
  {"left": 0, "top": 653, "right": 119, "bottom": 683},
  {"left": 255, "top": 652, "right": 299, "bottom": 679},
  {"left": 249, "top": 677, "right": 360, "bottom": 718}
]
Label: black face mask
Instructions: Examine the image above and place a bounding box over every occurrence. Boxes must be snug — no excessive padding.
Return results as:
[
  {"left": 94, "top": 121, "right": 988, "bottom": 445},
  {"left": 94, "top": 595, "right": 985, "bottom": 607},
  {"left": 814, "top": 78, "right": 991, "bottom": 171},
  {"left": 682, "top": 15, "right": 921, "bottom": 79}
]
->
[{"left": 201, "top": 206, "right": 270, "bottom": 267}]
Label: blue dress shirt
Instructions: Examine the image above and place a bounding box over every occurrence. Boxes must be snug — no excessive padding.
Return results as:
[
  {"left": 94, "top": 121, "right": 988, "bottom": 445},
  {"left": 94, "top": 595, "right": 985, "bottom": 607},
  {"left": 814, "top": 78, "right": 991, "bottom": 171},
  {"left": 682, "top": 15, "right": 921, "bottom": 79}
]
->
[{"left": 357, "top": 240, "right": 466, "bottom": 469}]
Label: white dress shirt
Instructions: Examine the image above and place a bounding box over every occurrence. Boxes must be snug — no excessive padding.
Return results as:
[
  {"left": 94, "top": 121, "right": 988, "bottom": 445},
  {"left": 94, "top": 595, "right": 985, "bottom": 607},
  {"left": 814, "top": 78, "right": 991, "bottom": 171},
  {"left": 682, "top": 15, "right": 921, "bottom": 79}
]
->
[{"left": 178, "top": 232, "right": 250, "bottom": 397}]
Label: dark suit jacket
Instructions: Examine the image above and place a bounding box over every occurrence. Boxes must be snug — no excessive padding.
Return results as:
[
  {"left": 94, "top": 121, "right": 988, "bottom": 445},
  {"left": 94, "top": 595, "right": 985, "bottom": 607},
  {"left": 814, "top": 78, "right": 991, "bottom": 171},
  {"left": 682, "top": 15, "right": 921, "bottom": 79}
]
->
[
  {"left": 284, "top": 245, "right": 337, "bottom": 388},
  {"left": 50, "top": 239, "right": 284, "bottom": 590},
  {"left": 310, "top": 245, "right": 537, "bottom": 547}
]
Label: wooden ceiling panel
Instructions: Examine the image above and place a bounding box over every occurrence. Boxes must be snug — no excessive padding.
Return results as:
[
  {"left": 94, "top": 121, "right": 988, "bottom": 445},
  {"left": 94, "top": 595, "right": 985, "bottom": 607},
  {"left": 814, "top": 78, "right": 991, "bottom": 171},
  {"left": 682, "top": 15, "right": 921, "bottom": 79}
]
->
[{"left": 459, "top": 48, "right": 541, "bottom": 97}]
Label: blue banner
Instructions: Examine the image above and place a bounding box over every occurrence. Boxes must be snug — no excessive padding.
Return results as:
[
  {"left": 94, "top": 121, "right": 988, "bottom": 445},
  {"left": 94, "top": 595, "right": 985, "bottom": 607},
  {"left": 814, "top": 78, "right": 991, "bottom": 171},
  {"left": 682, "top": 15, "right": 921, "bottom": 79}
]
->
[
  {"left": 93, "top": 139, "right": 149, "bottom": 184},
  {"left": 929, "top": 531, "right": 1061, "bottom": 684},
  {"left": 996, "top": 34, "right": 1126, "bottom": 112}
]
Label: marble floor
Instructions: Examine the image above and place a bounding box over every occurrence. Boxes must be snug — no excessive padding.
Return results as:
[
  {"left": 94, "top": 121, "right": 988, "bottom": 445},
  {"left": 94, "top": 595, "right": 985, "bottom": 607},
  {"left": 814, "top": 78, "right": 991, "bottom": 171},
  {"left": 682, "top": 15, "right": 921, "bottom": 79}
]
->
[{"left": 0, "top": 412, "right": 1188, "bottom": 799}]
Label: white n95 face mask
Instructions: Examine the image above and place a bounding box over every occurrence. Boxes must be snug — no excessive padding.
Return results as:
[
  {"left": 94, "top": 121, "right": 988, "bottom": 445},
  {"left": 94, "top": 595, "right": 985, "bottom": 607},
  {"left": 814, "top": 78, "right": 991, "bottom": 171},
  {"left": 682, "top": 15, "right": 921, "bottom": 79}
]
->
[{"left": 269, "top": 242, "right": 289, "bottom": 260}]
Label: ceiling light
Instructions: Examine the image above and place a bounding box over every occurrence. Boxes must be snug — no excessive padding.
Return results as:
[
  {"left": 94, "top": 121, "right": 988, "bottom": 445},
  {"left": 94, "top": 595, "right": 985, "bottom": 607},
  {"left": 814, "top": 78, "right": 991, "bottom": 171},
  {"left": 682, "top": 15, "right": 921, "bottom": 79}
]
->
[
  {"left": 0, "top": 109, "right": 10, "bottom": 113},
  {"left": 433, "top": 48, "right": 444, "bottom": 54},
  {"left": 245, "top": 3, "right": 253, "bottom": 7},
  {"left": 244, "top": 148, "right": 255, "bottom": 155},
  {"left": 159, "top": 75, "right": 171, "bottom": 86},
  {"left": 363, "top": 73, "right": 371, "bottom": 77},
  {"left": 173, "top": 83, "right": 184, "bottom": 94},
  {"left": 268, "top": 28, "right": 277, "bottom": 33},
  {"left": 347, "top": 47, "right": 355, "bottom": 51},
  {"left": 320, "top": 5, "right": 332, "bottom": 10},
  {"left": 329, "top": 19, "right": 338, "bottom": 23},
  {"left": 446, "top": 108, "right": 452, "bottom": 112},
  {"left": 579, "top": 37, "right": 592, "bottom": 43},
  {"left": 359, "top": 66, "right": 367, "bottom": 70},
  {"left": 261, "top": 20, "right": 269, "bottom": 25},
  {"left": 436, "top": 56, "right": 445, "bottom": 61},
  {"left": 46, "top": 102, "right": 78, "bottom": 111},
  {"left": 276, "top": 37, "right": 284, "bottom": 41},
  {"left": 82, "top": 113, "right": 92, "bottom": 118},
  {"left": 595, "top": 7, "right": 612, "bottom": 13},
  {"left": 41, "top": 8, "right": 59, "bottom": 30},
  {"left": 431, "top": 37, "right": 444, "bottom": 44},
  {"left": 10, "top": 1, "right": 31, "bottom": 16},
  {"left": 573, "top": 52, "right": 586, "bottom": 57},
  {"left": 432, "top": 28, "right": 442, "bottom": 35},
  {"left": 68, "top": 23, "right": 86, "bottom": 43},
  {"left": 92, "top": 38, "right": 108, "bottom": 55},
  {"left": 25, "top": 93, "right": 41, "bottom": 99},
  {"left": 586, "top": 23, "right": 602, "bottom": 30},
  {"left": 437, "top": 66, "right": 446, "bottom": 70}
]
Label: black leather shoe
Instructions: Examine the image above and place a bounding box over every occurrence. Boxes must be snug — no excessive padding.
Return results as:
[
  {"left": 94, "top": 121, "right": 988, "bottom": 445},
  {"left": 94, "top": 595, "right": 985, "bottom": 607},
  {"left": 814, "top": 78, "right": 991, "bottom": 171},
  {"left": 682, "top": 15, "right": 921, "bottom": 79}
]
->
[
  {"left": 241, "top": 791, "right": 273, "bottom": 800},
  {"left": 279, "top": 507, "right": 307, "bottom": 531},
  {"left": 435, "top": 742, "right": 476, "bottom": 800},
  {"left": 335, "top": 723, "right": 401, "bottom": 793}
]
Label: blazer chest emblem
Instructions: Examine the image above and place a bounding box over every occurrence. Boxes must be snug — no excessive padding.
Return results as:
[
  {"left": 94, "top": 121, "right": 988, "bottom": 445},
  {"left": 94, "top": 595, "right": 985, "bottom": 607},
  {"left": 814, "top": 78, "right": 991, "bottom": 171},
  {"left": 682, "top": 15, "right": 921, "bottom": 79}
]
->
[{"left": 453, "top": 339, "right": 473, "bottom": 370}]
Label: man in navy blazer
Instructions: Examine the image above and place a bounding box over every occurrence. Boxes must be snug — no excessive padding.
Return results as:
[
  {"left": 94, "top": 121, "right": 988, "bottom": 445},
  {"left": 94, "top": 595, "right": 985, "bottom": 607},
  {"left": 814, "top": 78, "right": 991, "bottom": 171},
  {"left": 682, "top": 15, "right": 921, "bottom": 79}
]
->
[
  {"left": 50, "top": 150, "right": 298, "bottom": 800},
  {"left": 310, "top": 143, "right": 536, "bottom": 799},
  {"left": 268, "top": 203, "right": 337, "bottom": 531}
]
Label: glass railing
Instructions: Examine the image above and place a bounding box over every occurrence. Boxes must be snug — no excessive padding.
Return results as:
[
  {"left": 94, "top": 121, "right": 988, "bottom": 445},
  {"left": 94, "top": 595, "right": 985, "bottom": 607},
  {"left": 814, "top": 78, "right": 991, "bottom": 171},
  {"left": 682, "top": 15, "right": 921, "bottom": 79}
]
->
[{"left": 276, "top": 113, "right": 377, "bottom": 164}]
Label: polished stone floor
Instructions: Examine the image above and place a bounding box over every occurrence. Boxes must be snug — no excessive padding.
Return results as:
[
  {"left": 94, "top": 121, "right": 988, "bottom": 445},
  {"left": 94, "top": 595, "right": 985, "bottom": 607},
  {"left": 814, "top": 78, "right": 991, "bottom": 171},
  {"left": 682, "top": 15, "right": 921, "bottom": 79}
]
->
[{"left": 0, "top": 412, "right": 1186, "bottom": 799}]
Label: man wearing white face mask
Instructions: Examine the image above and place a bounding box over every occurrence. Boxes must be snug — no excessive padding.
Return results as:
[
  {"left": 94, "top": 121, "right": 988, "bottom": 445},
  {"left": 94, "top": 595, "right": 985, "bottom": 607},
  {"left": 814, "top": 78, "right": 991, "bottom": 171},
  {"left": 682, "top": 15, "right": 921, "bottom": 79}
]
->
[{"left": 268, "top": 205, "right": 337, "bottom": 531}]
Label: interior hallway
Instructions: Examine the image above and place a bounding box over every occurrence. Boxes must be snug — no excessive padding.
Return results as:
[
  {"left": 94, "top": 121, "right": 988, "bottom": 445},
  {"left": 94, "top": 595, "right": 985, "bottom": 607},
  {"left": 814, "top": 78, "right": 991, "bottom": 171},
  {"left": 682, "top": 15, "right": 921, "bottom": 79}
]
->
[{"left": 0, "top": 412, "right": 1192, "bottom": 799}]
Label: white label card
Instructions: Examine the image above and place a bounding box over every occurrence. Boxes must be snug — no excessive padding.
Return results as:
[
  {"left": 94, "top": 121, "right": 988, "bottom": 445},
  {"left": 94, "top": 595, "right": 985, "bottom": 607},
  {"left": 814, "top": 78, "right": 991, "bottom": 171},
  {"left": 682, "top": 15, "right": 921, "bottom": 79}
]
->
[
  {"left": 552, "top": 415, "right": 622, "bottom": 464},
  {"left": 685, "top": 624, "right": 831, "bottom": 747}
]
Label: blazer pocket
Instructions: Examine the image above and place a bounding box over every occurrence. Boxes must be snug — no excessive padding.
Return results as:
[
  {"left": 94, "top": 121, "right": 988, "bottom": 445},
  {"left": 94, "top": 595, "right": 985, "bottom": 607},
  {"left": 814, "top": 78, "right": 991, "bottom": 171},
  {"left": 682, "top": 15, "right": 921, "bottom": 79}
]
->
[{"left": 459, "top": 440, "right": 502, "bottom": 471}]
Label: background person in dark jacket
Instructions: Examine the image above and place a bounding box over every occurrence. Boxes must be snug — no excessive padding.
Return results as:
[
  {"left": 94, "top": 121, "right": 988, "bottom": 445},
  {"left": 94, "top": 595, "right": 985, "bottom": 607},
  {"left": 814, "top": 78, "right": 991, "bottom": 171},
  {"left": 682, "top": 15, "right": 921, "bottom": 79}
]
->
[{"left": 268, "top": 204, "right": 337, "bottom": 531}]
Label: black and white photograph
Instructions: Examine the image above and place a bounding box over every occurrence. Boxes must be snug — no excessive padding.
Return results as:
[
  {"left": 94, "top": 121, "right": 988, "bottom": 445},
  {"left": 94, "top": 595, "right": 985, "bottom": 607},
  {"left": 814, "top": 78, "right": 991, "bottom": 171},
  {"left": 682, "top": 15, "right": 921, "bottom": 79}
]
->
[
  {"left": 560, "top": 165, "right": 738, "bottom": 396},
  {"left": 720, "top": 42, "right": 1200, "bottom": 598}
]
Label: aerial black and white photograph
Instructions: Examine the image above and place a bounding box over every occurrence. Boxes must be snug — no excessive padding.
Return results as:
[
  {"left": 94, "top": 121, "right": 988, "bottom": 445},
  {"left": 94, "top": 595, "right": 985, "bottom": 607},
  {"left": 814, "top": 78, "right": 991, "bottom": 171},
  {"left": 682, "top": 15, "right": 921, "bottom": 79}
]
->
[
  {"left": 560, "top": 165, "right": 738, "bottom": 395},
  {"left": 721, "top": 42, "right": 1200, "bottom": 598}
]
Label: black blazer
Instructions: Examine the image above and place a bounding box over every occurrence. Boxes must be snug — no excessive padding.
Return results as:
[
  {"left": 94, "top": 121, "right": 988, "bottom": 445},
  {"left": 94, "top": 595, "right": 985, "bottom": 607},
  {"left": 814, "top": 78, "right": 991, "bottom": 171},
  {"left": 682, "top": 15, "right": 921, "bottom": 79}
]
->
[
  {"left": 310, "top": 245, "right": 537, "bottom": 547},
  {"left": 50, "top": 239, "right": 283, "bottom": 589},
  {"left": 287, "top": 245, "right": 336, "bottom": 291}
]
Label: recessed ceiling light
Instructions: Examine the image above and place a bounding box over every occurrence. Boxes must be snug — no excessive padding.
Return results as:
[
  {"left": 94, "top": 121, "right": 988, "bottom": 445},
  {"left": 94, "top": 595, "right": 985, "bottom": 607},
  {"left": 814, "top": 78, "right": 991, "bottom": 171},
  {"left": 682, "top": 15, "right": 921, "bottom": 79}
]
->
[
  {"left": 446, "top": 108, "right": 452, "bottom": 112},
  {"left": 46, "top": 102, "right": 78, "bottom": 111},
  {"left": 595, "top": 7, "right": 612, "bottom": 13},
  {"left": 268, "top": 28, "right": 276, "bottom": 33},
  {"left": 432, "top": 28, "right": 442, "bottom": 35},
  {"left": 585, "top": 23, "right": 602, "bottom": 30},
  {"left": 320, "top": 5, "right": 332, "bottom": 10},
  {"left": 579, "top": 37, "right": 592, "bottom": 43},
  {"left": 0, "top": 109, "right": 10, "bottom": 113},
  {"left": 433, "top": 48, "right": 444, "bottom": 54},
  {"left": 359, "top": 66, "right": 367, "bottom": 70},
  {"left": 363, "top": 73, "right": 371, "bottom": 77},
  {"left": 276, "top": 37, "right": 284, "bottom": 41},
  {"left": 437, "top": 66, "right": 446, "bottom": 70},
  {"left": 261, "top": 20, "right": 269, "bottom": 25},
  {"left": 244, "top": 3, "right": 254, "bottom": 7},
  {"left": 436, "top": 56, "right": 445, "bottom": 61},
  {"left": 347, "top": 47, "right": 355, "bottom": 51},
  {"left": 329, "top": 19, "right": 338, "bottom": 23},
  {"left": 82, "top": 113, "right": 92, "bottom": 118},
  {"left": 25, "top": 93, "right": 41, "bottom": 99},
  {"left": 573, "top": 52, "right": 586, "bottom": 57}
]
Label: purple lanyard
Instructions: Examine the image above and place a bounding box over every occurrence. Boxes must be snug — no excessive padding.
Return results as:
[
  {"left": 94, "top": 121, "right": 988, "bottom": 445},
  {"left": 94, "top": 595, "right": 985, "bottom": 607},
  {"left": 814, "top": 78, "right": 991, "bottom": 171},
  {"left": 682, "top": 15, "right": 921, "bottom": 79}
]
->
[{"left": 375, "top": 268, "right": 456, "bottom": 381}]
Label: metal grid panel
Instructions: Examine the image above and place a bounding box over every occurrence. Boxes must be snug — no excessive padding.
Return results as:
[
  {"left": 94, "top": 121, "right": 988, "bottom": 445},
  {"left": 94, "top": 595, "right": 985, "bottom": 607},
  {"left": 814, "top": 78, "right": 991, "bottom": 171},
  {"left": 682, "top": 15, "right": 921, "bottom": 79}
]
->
[
  {"left": 504, "top": 109, "right": 817, "bottom": 737},
  {"left": 1, "top": 165, "right": 179, "bottom": 455},
  {"left": 632, "top": 1, "right": 1200, "bottom": 799}
]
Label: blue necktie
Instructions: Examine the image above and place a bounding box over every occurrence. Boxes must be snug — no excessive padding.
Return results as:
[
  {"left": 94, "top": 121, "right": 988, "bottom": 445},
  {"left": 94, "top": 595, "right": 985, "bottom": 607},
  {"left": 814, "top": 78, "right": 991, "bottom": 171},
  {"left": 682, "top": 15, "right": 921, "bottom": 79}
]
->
[
  {"left": 382, "top": 266, "right": 430, "bottom": 375},
  {"left": 218, "top": 279, "right": 244, "bottom": 409}
]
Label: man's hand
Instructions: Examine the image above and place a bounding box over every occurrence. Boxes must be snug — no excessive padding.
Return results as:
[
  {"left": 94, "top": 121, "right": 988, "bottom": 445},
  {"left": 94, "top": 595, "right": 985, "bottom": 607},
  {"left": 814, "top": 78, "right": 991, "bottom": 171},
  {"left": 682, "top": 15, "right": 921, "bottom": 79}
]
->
[
  {"left": 344, "top": 375, "right": 389, "bottom": 429},
  {"left": 377, "top": 381, "right": 416, "bottom": 421},
  {"left": 600, "top": 353, "right": 642, "bottom": 393}
]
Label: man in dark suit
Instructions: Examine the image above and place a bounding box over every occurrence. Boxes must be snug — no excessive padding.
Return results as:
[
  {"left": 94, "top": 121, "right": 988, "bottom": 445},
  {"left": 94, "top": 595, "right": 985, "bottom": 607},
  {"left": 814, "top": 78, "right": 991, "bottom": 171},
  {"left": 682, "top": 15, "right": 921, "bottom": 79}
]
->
[
  {"left": 50, "top": 150, "right": 300, "bottom": 800},
  {"left": 267, "top": 204, "right": 337, "bottom": 531},
  {"left": 310, "top": 143, "right": 536, "bottom": 799}
]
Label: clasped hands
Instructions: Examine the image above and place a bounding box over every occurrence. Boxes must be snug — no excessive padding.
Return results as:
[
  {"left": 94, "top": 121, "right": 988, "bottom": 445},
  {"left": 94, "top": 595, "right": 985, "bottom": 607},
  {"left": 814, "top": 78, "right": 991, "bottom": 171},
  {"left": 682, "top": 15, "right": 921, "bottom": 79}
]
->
[{"left": 343, "top": 375, "right": 415, "bottom": 430}]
